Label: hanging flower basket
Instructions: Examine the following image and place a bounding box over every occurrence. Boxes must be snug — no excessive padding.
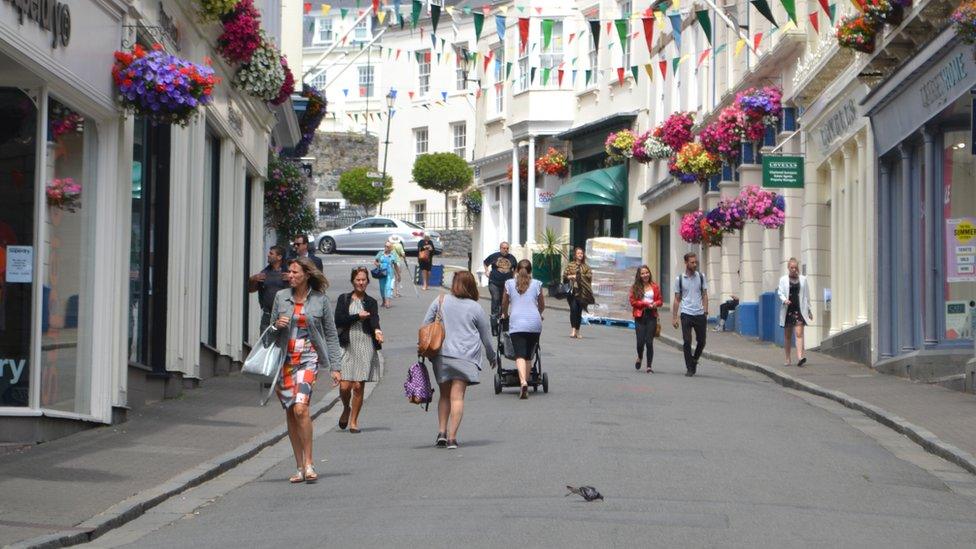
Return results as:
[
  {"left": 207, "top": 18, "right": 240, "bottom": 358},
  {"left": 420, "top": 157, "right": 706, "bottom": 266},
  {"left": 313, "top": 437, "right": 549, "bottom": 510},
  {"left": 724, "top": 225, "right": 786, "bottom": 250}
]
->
[
  {"left": 605, "top": 130, "right": 636, "bottom": 164},
  {"left": 952, "top": 1, "right": 976, "bottom": 45},
  {"left": 49, "top": 103, "right": 83, "bottom": 141},
  {"left": 674, "top": 142, "right": 721, "bottom": 183},
  {"left": 739, "top": 185, "right": 786, "bottom": 228},
  {"left": 233, "top": 37, "right": 286, "bottom": 102},
  {"left": 294, "top": 85, "right": 327, "bottom": 157},
  {"left": 462, "top": 187, "right": 482, "bottom": 215},
  {"left": 680, "top": 211, "right": 705, "bottom": 243},
  {"left": 265, "top": 152, "right": 316, "bottom": 236},
  {"left": 700, "top": 217, "right": 725, "bottom": 247},
  {"left": 656, "top": 112, "right": 695, "bottom": 152},
  {"left": 217, "top": 0, "right": 262, "bottom": 65},
  {"left": 507, "top": 158, "right": 542, "bottom": 184},
  {"left": 735, "top": 86, "right": 783, "bottom": 142},
  {"left": 112, "top": 44, "right": 218, "bottom": 126},
  {"left": 836, "top": 14, "right": 879, "bottom": 54},
  {"left": 535, "top": 147, "right": 569, "bottom": 177},
  {"left": 699, "top": 106, "right": 746, "bottom": 163},
  {"left": 196, "top": 0, "right": 240, "bottom": 21},
  {"left": 46, "top": 177, "right": 82, "bottom": 212},
  {"left": 706, "top": 198, "right": 747, "bottom": 233},
  {"left": 861, "top": 0, "right": 904, "bottom": 26},
  {"left": 668, "top": 157, "right": 699, "bottom": 183},
  {"left": 634, "top": 130, "right": 672, "bottom": 163},
  {"left": 271, "top": 56, "right": 295, "bottom": 106}
]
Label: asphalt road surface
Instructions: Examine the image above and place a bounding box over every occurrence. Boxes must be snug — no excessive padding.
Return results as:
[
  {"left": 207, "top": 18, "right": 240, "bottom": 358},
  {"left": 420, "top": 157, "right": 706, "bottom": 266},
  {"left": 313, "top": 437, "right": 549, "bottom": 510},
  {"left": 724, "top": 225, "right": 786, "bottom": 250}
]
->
[{"left": 87, "top": 256, "right": 976, "bottom": 548}]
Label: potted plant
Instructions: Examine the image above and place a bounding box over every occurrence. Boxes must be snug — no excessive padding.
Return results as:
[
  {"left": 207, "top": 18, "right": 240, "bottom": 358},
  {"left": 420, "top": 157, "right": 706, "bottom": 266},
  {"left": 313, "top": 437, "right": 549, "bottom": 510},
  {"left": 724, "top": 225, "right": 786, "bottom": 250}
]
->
[{"left": 532, "top": 227, "right": 568, "bottom": 297}]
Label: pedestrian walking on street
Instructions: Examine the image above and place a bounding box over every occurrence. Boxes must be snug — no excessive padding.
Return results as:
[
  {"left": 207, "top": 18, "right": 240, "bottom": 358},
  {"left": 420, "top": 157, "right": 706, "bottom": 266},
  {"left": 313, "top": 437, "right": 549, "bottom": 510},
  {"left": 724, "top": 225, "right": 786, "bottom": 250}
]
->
[
  {"left": 333, "top": 267, "right": 383, "bottom": 433},
  {"left": 291, "top": 234, "right": 323, "bottom": 272},
  {"left": 779, "top": 257, "right": 813, "bottom": 367},
  {"left": 423, "top": 271, "right": 496, "bottom": 449},
  {"left": 389, "top": 235, "right": 406, "bottom": 297},
  {"left": 247, "top": 245, "right": 289, "bottom": 332},
  {"left": 483, "top": 241, "right": 516, "bottom": 335},
  {"left": 417, "top": 232, "right": 436, "bottom": 290},
  {"left": 714, "top": 295, "right": 739, "bottom": 332},
  {"left": 269, "top": 257, "right": 342, "bottom": 483},
  {"left": 672, "top": 253, "right": 708, "bottom": 377},
  {"left": 563, "top": 247, "right": 594, "bottom": 339},
  {"left": 501, "top": 260, "right": 544, "bottom": 399},
  {"left": 374, "top": 242, "right": 397, "bottom": 308},
  {"left": 629, "top": 265, "right": 662, "bottom": 373}
]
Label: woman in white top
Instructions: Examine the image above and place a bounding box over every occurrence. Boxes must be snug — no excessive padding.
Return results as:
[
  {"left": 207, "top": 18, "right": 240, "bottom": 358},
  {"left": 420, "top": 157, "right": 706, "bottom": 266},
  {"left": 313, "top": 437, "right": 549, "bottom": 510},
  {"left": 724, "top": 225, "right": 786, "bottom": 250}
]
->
[
  {"left": 778, "top": 257, "right": 813, "bottom": 367},
  {"left": 501, "top": 259, "right": 545, "bottom": 400}
]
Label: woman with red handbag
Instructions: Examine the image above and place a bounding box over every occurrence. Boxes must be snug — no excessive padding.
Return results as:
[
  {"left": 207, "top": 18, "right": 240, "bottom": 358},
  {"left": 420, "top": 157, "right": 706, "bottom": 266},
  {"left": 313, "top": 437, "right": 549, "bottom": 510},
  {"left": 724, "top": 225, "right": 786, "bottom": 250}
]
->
[{"left": 629, "top": 265, "right": 663, "bottom": 373}]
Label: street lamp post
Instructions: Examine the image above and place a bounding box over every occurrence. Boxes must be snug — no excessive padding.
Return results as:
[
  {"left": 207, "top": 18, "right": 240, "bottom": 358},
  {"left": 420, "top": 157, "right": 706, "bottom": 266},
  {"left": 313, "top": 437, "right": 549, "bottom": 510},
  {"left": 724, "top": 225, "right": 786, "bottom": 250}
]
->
[{"left": 379, "top": 89, "right": 395, "bottom": 215}]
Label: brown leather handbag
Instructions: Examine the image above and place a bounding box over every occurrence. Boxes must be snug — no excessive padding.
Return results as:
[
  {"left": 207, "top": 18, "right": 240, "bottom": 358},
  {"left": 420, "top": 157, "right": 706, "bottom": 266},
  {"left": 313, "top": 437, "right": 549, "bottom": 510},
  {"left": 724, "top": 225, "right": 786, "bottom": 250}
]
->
[{"left": 417, "top": 294, "right": 446, "bottom": 358}]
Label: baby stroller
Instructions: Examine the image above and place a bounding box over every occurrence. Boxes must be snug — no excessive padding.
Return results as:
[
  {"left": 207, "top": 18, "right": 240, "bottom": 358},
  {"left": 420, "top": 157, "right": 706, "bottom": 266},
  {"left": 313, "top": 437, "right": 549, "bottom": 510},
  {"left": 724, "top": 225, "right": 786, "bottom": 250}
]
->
[{"left": 493, "top": 317, "right": 549, "bottom": 395}]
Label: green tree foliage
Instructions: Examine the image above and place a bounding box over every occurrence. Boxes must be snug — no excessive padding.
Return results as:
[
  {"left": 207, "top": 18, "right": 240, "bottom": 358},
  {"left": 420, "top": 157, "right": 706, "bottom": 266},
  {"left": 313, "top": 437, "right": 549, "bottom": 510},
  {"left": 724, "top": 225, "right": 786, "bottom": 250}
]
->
[
  {"left": 265, "top": 152, "right": 316, "bottom": 244},
  {"left": 411, "top": 152, "right": 474, "bottom": 213},
  {"left": 337, "top": 167, "right": 393, "bottom": 214}
]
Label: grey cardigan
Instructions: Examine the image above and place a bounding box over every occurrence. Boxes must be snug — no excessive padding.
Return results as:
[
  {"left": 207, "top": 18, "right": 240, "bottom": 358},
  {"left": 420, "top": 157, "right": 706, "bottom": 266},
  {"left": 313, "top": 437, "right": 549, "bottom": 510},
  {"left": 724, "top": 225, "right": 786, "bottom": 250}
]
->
[
  {"left": 269, "top": 288, "right": 343, "bottom": 372},
  {"left": 423, "top": 294, "right": 496, "bottom": 367}
]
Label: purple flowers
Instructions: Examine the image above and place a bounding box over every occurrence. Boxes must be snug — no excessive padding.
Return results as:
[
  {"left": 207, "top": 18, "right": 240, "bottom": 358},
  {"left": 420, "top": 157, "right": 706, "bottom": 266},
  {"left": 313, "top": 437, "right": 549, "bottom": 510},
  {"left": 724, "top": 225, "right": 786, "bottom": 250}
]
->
[{"left": 112, "top": 44, "right": 218, "bottom": 126}]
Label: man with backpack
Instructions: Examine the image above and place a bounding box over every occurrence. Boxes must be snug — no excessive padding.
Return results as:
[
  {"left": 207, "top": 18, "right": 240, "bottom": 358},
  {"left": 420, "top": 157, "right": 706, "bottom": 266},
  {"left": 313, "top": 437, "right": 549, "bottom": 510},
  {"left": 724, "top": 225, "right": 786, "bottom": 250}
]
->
[{"left": 672, "top": 252, "right": 708, "bottom": 377}]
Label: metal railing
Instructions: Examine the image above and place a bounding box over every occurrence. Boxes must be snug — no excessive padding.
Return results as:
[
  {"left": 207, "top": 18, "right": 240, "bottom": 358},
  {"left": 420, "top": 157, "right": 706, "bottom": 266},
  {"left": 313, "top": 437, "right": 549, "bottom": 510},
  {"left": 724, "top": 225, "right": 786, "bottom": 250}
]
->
[{"left": 316, "top": 209, "right": 473, "bottom": 232}]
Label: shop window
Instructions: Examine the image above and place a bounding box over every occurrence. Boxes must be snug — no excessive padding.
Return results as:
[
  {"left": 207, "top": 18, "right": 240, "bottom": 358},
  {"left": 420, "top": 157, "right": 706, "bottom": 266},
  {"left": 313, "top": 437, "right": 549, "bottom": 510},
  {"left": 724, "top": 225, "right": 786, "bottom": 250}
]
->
[
  {"left": 0, "top": 88, "right": 36, "bottom": 407},
  {"left": 40, "top": 97, "right": 96, "bottom": 415},
  {"left": 941, "top": 130, "right": 976, "bottom": 341}
]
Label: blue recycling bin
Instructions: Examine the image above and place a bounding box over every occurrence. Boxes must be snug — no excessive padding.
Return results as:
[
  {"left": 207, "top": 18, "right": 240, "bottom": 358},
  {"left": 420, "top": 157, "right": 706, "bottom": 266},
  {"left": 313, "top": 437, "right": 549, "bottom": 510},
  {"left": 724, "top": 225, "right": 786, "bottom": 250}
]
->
[
  {"left": 759, "top": 292, "right": 778, "bottom": 342},
  {"left": 736, "top": 301, "right": 759, "bottom": 338},
  {"left": 415, "top": 264, "right": 444, "bottom": 287}
]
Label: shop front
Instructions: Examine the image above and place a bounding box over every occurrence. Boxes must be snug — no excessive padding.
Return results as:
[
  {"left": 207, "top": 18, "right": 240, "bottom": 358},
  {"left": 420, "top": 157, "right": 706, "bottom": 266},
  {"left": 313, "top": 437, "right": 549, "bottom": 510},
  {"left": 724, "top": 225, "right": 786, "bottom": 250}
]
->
[
  {"left": 0, "top": 0, "right": 125, "bottom": 439},
  {"left": 866, "top": 31, "right": 976, "bottom": 386}
]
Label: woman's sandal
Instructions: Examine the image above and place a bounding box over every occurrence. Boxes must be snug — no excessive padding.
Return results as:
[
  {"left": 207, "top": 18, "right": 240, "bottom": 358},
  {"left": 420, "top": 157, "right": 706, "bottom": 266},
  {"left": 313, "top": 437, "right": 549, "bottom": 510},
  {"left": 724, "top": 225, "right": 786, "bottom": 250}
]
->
[
  {"left": 338, "top": 407, "right": 350, "bottom": 430},
  {"left": 646, "top": 367, "right": 654, "bottom": 373},
  {"left": 304, "top": 465, "right": 318, "bottom": 483},
  {"left": 519, "top": 385, "right": 529, "bottom": 399},
  {"left": 289, "top": 469, "right": 305, "bottom": 483}
]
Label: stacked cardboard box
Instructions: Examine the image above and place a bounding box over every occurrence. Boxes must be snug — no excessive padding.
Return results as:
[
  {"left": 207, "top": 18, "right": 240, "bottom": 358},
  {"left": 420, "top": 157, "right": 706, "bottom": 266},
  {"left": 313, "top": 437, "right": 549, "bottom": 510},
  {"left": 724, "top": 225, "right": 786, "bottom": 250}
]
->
[{"left": 583, "top": 238, "right": 644, "bottom": 321}]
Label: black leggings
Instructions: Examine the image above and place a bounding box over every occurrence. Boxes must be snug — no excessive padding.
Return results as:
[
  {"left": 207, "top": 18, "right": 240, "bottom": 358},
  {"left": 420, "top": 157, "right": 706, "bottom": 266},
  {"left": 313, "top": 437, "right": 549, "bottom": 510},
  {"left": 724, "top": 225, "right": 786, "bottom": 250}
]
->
[
  {"left": 568, "top": 296, "right": 584, "bottom": 329},
  {"left": 719, "top": 299, "right": 739, "bottom": 321},
  {"left": 635, "top": 312, "right": 656, "bottom": 366}
]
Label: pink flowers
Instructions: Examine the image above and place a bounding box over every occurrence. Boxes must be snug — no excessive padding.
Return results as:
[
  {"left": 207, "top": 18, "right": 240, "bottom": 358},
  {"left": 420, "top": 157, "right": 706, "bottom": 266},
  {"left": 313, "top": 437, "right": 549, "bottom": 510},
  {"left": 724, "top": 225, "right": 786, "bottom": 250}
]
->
[
  {"left": 735, "top": 86, "right": 783, "bottom": 141},
  {"left": 46, "top": 177, "right": 82, "bottom": 212},
  {"left": 700, "top": 106, "right": 746, "bottom": 163},
  {"left": 680, "top": 211, "right": 705, "bottom": 243},
  {"left": 604, "top": 130, "right": 637, "bottom": 163},
  {"left": 217, "top": 0, "right": 262, "bottom": 64},
  {"left": 739, "top": 185, "right": 786, "bottom": 228},
  {"left": 655, "top": 112, "right": 695, "bottom": 151}
]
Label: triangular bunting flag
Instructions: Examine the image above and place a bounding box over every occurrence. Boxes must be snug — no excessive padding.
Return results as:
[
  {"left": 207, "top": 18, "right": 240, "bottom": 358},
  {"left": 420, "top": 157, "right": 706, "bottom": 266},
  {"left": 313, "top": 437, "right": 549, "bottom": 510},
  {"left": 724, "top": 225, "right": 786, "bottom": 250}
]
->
[
  {"left": 751, "top": 0, "right": 778, "bottom": 27},
  {"left": 808, "top": 11, "right": 819, "bottom": 33},
  {"left": 473, "top": 12, "right": 485, "bottom": 41},
  {"left": 715, "top": 43, "right": 727, "bottom": 54},
  {"left": 441, "top": 91, "right": 447, "bottom": 101},
  {"left": 411, "top": 0, "right": 421, "bottom": 28},
  {"left": 377, "top": 9, "right": 387, "bottom": 24},
  {"left": 342, "top": 88, "right": 349, "bottom": 96},
  {"left": 780, "top": 0, "right": 797, "bottom": 24},
  {"left": 568, "top": 32, "right": 576, "bottom": 44},
  {"left": 605, "top": 21, "right": 612, "bottom": 37},
  {"left": 408, "top": 90, "right": 414, "bottom": 99},
  {"left": 542, "top": 19, "right": 554, "bottom": 50},
  {"left": 616, "top": 67, "right": 625, "bottom": 86},
  {"left": 630, "top": 65, "right": 639, "bottom": 81},
  {"left": 696, "top": 10, "right": 712, "bottom": 45},
  {"left": 431, "top": 4, "right": 441, "bottom": 34},
  {"left": 303, "top": 3, "right": 311, "bottom": 14},
  {"left": 590, "top": 20, "right": 601, "bottom": 50},
  {"left": 496, "top": 15, "right": 506, "bottom": 41},
  {"left": 340, "top": 7, "right": 348, "bottom": 18},
  {"left": 571, "top": 69, "right": 577, "bottom": 85},
  {"left": 668, "top": 14, "right": 682, "bottom": 51},
  {"left": 658, "top": 59, "right": 667, "bottom": 79},
  {"left": 643, "top": 63, "right": 654, "bottom": 81},
  {"left": 530, "top": 67, "right": 538, "bottom": 84},
  {"left": 320, "top": 4, "right": 331, "bottom": 15},
  {"left": 642, "top": 17, "right": 654, "bottom": 55},
  {"left": 518, "top": 17, "right": 530, "bottom": 53},
  {"left": 506, "top": 61, "right": 513, "bottom": 78},
  {"left": 697, "top": 48, "right": 710, "bottom": 68},
  {"left": 558, "top": 68, "right": 565, "bottom": 86},
  {"left": 371, "top": 0, "right": 378, "bottom": 14},
  {"left": 672, "top": 56, "right": 680, "bottom": 72},
  {"left": 753, "top": 32, "right": 763, "bottom": 51},
  {"left": 735, "top": 39, "right": 746, "bottom": 56},
  {"left": 542, "top": 67, "right": 551, "bottom": 85},
  {"left": 483, "top": 50, "right": 493, "bottom": 72},
  {"left": 585, "top": 69, "right": 592, "bottom": 85},
  {"left": 615, "top": 19, "right": 629, "bottom": 50}
]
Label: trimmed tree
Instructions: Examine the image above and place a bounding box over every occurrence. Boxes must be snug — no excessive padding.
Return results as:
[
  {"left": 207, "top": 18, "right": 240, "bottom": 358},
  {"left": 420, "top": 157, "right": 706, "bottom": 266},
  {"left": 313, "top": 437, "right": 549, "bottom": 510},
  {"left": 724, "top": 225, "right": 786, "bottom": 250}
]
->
[
  {"left": 337, "top": 167, "right": 393, "bottom": 214},
  {"left": 412, "top": 152, "right": 473, "bottom": 218}
]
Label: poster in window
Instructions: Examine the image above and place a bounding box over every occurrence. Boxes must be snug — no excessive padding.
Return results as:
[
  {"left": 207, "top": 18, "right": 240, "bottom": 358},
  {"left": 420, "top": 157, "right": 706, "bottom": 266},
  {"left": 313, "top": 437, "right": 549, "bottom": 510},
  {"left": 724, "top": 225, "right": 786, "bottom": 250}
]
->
[{"left": 945, "top": 217, "right": 976, "bottom": 282}]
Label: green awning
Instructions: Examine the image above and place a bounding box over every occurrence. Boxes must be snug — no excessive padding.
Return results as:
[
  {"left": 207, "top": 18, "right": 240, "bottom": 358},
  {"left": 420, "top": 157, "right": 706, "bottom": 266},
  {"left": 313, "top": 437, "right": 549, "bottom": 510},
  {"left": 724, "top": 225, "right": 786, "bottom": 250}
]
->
[{"left": 547, "top": 164, "right": 627, "bottom": 217}]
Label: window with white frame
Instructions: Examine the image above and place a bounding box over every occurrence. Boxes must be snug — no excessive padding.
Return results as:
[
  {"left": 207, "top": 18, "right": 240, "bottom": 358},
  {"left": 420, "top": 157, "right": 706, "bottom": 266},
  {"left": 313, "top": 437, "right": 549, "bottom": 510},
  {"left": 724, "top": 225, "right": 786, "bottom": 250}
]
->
[
  {"left": 517, "top": 51, "right": 529, "bottom": 92},
  {"left": 455, "top": 43, "right": 468, "bottom": 91},
  {"left": 619, "top": 1, "right": 632, "bottom": 70},
  {"left": 358, "top": 65, "right": 374, "bottom": 97},
  {"left": 418, "top": 49, "right": 431, "bottom": 95},
  {"left": 306, "top": 68, "right": 327, "bottom": 90},
  {"left": 452, "top": 122, "right": 467, "bottom": 160},
  {"left": 540, "top": 20, "right": 563, "bottom": 87},
  {"left": 493, "top": 46, "right": 504, "bottom": 113},
  {"left": 589, "top": 27, "right": 600, "bottom": 84},
  {"left": 313, "top": 16, "right": 334, "bottom": 45},
  {"left": 415, "top": 127, "right": 429, "bottom": 154},
  {"left": 353, "top": 17, "right": 371, "bottom": 42},
  {"left": 411, "top": 200, "right": 427, "bottom": 225}
]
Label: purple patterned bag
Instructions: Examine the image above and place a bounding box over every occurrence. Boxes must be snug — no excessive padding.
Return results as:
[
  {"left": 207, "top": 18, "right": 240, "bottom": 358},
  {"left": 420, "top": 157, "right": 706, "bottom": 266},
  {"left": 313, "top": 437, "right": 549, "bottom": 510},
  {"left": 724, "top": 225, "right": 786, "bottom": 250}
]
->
[{"left": 404, "top": 359, "right": 434, "bottom": 411}]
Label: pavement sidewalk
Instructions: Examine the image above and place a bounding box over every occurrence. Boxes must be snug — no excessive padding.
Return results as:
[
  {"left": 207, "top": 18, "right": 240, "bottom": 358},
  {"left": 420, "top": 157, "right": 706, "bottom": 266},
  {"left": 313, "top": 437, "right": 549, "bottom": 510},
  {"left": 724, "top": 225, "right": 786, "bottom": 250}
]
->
[
  {"left": 480, "top": 285, "right": 976, "bottom": 475},
  {"left": 0, "top": 373, "right": 341, "bottom": 548}
]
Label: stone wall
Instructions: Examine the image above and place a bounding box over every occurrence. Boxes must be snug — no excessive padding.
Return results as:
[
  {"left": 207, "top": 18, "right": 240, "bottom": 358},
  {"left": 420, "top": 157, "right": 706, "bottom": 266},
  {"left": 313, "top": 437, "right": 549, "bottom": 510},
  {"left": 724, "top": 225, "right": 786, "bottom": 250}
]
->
[
  {"left": 306, "top": 131, "right": 378, "bottom": 205},
  {"left": 438, "top": 229, "right": 473, "bottom": 259}
]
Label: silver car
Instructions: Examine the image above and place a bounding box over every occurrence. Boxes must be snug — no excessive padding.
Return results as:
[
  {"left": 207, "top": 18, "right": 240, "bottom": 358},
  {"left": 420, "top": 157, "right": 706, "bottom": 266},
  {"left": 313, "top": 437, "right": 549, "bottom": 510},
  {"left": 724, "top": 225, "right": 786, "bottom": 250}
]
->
[{"left": 315, "top": 217, "right": 443, "bottom": 255}]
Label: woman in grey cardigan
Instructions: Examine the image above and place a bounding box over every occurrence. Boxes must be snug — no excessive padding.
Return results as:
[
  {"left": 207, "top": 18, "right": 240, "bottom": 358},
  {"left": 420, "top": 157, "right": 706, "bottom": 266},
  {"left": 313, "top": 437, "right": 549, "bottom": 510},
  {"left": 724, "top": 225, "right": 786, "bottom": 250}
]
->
[
  {"left": 269, "top": 257, "right": 342, "bottom": 483},
  {"left": 423, "top": 271, "right": 496, "bottom": 450}
]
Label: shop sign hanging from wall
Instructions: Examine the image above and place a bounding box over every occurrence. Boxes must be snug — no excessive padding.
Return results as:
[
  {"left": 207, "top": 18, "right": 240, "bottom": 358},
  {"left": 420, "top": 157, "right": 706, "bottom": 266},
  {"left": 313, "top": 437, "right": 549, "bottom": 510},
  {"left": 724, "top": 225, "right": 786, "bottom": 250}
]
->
[
  {"left": 2, "top": 0, "right": 71, "bottom": 48},
  {"left": 761, "top": 155, "right": 804, "bottom": 189}
]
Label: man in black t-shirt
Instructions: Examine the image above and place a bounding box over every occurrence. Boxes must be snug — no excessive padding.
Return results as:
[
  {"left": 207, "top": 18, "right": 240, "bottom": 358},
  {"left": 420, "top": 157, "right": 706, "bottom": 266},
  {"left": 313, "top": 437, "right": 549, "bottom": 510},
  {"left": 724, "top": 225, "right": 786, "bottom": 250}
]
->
[
  {"left": 248, "top": 245, "right": 290, "bottom": 332},
  {"left": 483, "top": 241, "right": 516, "bottom": 335}
]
